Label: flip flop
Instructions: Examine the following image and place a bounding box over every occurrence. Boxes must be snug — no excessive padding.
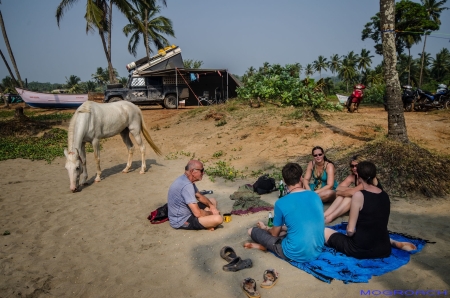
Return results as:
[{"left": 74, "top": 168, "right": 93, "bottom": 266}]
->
[
  {"left": 220, "top": 246, "right": 238, "bottom": 263},
  {"left": 242, "top": 278, "right": 260, "bottom": 298},
  {"left": 222, "top": 257, "right": 253, "bottom": 272},
  {"left": 260, "top": 269, "right": 279, "bottom": 289}
]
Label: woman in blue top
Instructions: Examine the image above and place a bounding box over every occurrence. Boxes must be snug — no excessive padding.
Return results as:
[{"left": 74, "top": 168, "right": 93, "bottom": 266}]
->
[{"left": 303, "top": 146, "right": 338, "bottom": 203}]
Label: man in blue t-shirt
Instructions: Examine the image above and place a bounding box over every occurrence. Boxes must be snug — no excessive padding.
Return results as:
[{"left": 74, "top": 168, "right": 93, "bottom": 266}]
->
[
  {"left": 245, "top": 163, "right": 324, "bottom": 262},
  {"left": 168, "top": 160, "right": 223, "bottom": 230}
]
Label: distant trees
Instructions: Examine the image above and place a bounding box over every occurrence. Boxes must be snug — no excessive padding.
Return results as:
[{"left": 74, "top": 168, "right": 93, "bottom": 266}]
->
[{"left": 183, "top": 59, "right": 203, "bottom": 69}]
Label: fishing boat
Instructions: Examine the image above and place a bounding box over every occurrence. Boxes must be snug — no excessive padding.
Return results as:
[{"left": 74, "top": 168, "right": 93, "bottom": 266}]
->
[{"left": 15, "top": 88, "right": 88, "bottom": 109}]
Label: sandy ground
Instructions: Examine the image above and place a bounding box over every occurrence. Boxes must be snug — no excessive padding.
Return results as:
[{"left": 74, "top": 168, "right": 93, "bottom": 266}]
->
[{"left": 1, "top": 104, "right": 449, "bottom": 297}]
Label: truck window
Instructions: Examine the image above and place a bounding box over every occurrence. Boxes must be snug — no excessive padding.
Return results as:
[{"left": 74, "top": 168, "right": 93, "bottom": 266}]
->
[
  {"left": 130, "top": 77, "right": 146, "bottom": 87},
  {"left": 146, "top": 77, "right": 162, "bottom": 86}
]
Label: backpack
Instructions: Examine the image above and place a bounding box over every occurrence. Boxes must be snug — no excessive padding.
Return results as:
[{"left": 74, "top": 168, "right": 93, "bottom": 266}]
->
[
  {"left": 147, "top": 203, "right": 169, "bottom": 224},
  {"left": 253, "top": 174, "right": 276, "bottom": 195}
]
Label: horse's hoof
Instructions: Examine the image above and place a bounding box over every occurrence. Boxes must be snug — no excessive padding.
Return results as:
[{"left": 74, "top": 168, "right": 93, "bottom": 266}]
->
[
  {"left": 140, "top": 171, "right": 145, "bottom": 174},
  {"left": 122, "top": 170, "right": 129, "bottom": 173}
]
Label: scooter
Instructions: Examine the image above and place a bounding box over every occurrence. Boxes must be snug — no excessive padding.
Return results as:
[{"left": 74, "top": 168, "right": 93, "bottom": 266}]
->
[{"left": 346, "top": 84, "right": 365, "bottom": 113}]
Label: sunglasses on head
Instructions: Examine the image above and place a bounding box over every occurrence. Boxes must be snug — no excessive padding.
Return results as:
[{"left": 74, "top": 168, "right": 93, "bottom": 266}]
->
[
  {"left": 194, "top": 168, "right": 204, "bottom": 173},
  {"left": 313, "top": 153, "right": 323, "bottom": 157}
]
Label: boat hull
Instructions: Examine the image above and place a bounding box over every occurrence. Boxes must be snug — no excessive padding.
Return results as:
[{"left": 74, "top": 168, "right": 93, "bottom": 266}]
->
[{"left": 15, "top": 88, "right": 88, "bottom": 109}]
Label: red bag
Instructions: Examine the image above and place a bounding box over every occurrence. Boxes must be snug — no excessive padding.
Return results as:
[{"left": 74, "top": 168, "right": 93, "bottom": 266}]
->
[{"left": 147, "top": 203, "right": 169, "bottom": 224}]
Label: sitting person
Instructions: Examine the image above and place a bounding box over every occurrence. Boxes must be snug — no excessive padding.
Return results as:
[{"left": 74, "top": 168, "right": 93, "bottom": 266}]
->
[
  {"left": 324, "top": 155, "right": 382, "bottom": 223},
  {"left": 244, "top": 163, "right": 324, "bottom": 263},
  {"left": 167, "top": 160, "right": 223, "bottom": 231},
  {"left": 303, "top": 146, "right": 338, "bottom": 203},
  {"left": 325, "top": 161, "right": 416, "bottom": 259}
]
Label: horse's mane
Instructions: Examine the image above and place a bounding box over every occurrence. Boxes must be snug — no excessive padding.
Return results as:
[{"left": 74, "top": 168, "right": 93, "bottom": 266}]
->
[{"left": 68, "top": 102, "right": 91, "bottom": 151}]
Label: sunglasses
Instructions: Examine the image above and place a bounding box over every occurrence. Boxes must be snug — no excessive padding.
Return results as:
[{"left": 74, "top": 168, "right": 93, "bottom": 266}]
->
[
  {"left": 350, "top": 164, "right": 358, "bottom": 168},
  {"left": 313, "top": 153, "right": 323, "bottom": 157},
  {"left": 194, "top": 168, "right": 204, "bottom": 173}
]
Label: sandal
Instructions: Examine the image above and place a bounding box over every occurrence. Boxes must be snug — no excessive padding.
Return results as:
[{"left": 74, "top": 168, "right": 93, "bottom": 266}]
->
[
  {"left": 220, "top": 246, "right": 238, "bottom": 263},
  {"left": 260, "top": 269, "right": 279, "bottom": 289},
  {"left": 242, "top": 278, "right": 260, "bottom": 298},
  {"left": 222, "top": 257, "right": 253, "bottom": 272}
]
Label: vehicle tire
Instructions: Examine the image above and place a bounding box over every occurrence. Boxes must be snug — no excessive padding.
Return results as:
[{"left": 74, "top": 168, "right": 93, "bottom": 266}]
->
[
  {"left": 163, "top": 94, "right": 177, "bottom": 109},
  {"left": 444, "top": 100, "right": 450, "bottom": 110},
  {"left": 404, "top": 103, "right": 413, "bottom": 112},
  {"left": 349, "top": 102, "right": 357, "bottom": 113},
  {"left": 106, "top": 83, "right": 123, "bottom": 89},
  {"left": 109, "top": 97, "right": 122, "bottom": 103}
]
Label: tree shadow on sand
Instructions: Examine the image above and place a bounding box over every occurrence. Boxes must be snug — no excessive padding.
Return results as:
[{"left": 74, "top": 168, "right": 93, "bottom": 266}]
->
[{"left": 312, "top": 110, "right": 372, "bottom": 142}]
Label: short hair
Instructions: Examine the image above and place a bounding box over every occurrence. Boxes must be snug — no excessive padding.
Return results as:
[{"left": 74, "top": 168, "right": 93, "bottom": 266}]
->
[
  {"left": 185, "top": 160, "right": 201, "bottom": 171},
  {"left": 282, "top": 163, "right": 303, "bottom": 186},
  {"left": 357, "top": 161, "right": 377, "bottom": 184}
]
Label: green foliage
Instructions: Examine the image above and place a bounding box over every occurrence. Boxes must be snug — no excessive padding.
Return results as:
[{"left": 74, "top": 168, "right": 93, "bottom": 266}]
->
[
  {"left": 237, "top": 63, "right": 338, "bottom": 110},
  {"left": 364, "top": 84, "right": 386, "bottom": 104},
  {"left": 204, "top": 161, "right": 243, "bottom": 182},
  {"left": 215, "top": 119, "right": 227, "bottom": 126},
  {"left": 0, "top": 110, "right": 73, "bottom": 120},
  {"left": 0, "top": 128, "right": 68, "bottom": 163},
  {"left": 183, "top": 59, "right": 203, "bottom": 69},
  {"left": 212, "top": 150, "right": 224, "bottom": 158},
  {"left": 362, "top": 0, "right": 439, "bottom": 55}
]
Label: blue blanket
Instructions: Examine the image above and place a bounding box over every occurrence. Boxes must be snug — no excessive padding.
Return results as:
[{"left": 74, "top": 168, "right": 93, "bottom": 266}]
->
[{"left": 287, "top": 223, "right": 429, "bottom": 284}]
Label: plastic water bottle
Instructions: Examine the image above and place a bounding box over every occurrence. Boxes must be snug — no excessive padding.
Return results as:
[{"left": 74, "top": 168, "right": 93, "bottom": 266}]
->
[
  {"left": 278, "top": 180, "right": 285, "bottom": 198},
  {"left": 267, "top": 212, "right": 274, "bottom": 227}
]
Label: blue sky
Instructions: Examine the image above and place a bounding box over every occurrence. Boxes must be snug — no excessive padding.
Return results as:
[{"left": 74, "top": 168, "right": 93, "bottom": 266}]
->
[{"left": 1, "top": 0, "right": 449, "bottom": 84}]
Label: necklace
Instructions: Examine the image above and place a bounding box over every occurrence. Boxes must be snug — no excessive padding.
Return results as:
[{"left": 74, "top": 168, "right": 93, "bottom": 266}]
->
[{"left": 288, "top": 186, "right": 304, "bottom": 193}]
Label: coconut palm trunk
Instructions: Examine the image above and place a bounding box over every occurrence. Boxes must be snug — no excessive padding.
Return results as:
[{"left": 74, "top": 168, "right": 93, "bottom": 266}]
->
[
  {"left": 419, "top": 34, "right": 428, "bottom": 87},
  {"left": 380, "top": 0, "right": 409, "bottom": 143},
  {"left": 0, "top": 10, "right": 22, "bottom": 87},
  {"left": 0, "top": 49, "right": 18, "bottom": 86}
]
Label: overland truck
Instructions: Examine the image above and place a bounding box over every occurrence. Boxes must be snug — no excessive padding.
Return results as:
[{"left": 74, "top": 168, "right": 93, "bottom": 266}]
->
[{"left": 103, "top": 45, "right": 189, "bottom": 108}]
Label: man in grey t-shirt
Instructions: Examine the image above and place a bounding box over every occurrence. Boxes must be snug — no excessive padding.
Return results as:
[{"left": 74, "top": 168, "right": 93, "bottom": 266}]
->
[{"left": 167, "top": 160, "right": 223, "bottom": 230}]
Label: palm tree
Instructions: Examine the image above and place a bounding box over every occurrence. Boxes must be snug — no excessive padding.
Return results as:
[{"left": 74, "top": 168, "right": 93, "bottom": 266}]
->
[
  {"left": 91, "top": 67, "right": 109, "bottom": 86},
  {"left": 56, "top": 0, "right": 153, "bottom": 84},
  {"left": 123, "top": 1, "right": 174, "bottom": 58},
  {"left": 357, "top": 49, "right": 374, "bottom": 73},
  {"left": 328, "top": 54, "right": 341, "bottom": 75},
  {"left": 419, "top": 0, "right": 448, "bottom": 86},
  {"left": 380, "top": 0, "right": 408, "bottom": 143},
  {"left": 338, "top": 54, "right": 358, "bottom": 92},
  {"left": 312, "top": 55, "right": 328, "bottom": 78},
  {"left": 0, "top": 9, "right": 22, "bottom": 87},
  {"left": 304, "top": 64, "right": 314, "bottom": 78},
  {"left": 65, "top": 75, "right": 82, "bottom": 93},
  {"left": 431, "top": 48, "right": 450, "bottom": 81}
]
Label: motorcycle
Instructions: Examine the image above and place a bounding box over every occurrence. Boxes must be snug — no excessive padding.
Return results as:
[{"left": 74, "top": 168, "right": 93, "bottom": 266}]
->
[
  {"left": 346, "top": 84, "right": 365, "bottom": 113},
  {"left": 383, "top": 85, "right": 418, "bottom": 112},
  {"left": 414, "top": 87, "right": 449, "bottom": 111}
]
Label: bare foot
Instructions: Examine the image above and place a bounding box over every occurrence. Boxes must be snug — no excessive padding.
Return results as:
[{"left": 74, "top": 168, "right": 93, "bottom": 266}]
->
[
  {"left": 392, "top": 241, "right": 417, "bottom": 251},
  {"left": 325, "top": 215, "right": 333, "bottom": 224},
  {"left": 257, "top": 221, "right": 267, "bottom": 230},
  {"left": 244, "top": 242, "right": 267, "bottom": 251}
]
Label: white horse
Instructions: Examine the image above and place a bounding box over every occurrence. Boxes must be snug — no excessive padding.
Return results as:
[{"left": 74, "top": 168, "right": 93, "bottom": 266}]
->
[{"left": 64, "top": 101, "right": 161, "bottom": 192}]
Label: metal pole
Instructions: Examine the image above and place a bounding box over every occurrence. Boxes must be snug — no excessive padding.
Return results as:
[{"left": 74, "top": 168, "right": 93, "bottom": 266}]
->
[
  {"left": 175, "top": 68, "right": 178, "bottom": 109},
  {"left": 226, "top": 69, "right": 229, "bottom": 100}
]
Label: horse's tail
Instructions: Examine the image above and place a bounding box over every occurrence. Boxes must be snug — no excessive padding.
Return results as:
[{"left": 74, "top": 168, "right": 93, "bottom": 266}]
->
[{"left": 140, "top": 112, "right": 162, "bottom": 156}]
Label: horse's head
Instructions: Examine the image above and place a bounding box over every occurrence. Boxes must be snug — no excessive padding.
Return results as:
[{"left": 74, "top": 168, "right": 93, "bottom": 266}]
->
[{"left": 64, "top": 148, "right": 84, "bottom": 192}]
